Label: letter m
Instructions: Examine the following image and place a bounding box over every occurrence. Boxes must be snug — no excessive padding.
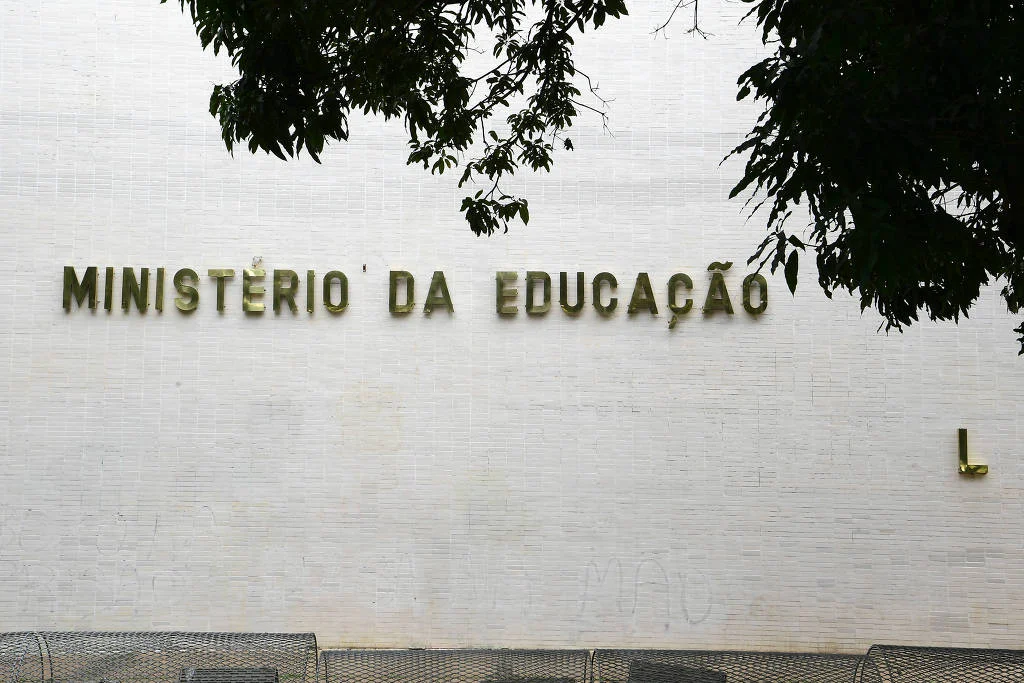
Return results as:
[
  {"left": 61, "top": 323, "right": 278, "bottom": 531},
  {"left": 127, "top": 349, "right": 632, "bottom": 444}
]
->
[{"left": 63, "top": 266, "right": 97, "bottom": 310}]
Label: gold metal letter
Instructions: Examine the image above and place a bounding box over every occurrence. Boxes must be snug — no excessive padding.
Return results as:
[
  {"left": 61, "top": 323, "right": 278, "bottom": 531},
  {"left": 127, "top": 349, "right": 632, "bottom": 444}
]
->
[
  {"left": 63, "top": 266, "right": 97, "bottom": 311},
  {"left": 208, "top": 269, "right": 235, "bottom": 312},
  {"left": 496, "top": 271, "right": 518, "bottom": 316},
  {"left": 104, "top": 266, "right": 114, "bottom": 311},
  {"left": 560, "top": 272, "right": 585, "bottom": 314},
  {"left": 526, "top": 271, "right": 551, "bottom": 315},
  {"left": 307, "top": 270, "right": 315, "bottom": 313},
  {"left": 627, "top": 272, "right": 658, "bottom": 315},
  {"left": 424, "top": 271, "right": 454, "bottom": 315},
  {"left": 703, "top": 262, "right": 734, "bottom": 314},
  {"left": 273, "top": 269, "right": 299, "bottom": 313},
  {"left": 958, "top": 428, "right": 989, "bottom": 475},
  {"left": 121, "top": 267, "right": 149, "bottom": 313},
  {"left": 323, "top": 271, "right": 348, "bottom": 313},
  {"left": 742, "top": 273, "right": 768, "bottom": 314},
  {"left": 243, "top": 268, "right": 266, "bottom": 313},
  {"left": 173, "top": 268, "right": 199, "bottom": 312},
  {"left": 592, "top": 272, "right": 618, "bottom": 316},
  {"left": 155, "top": 268, "right": 165, "bottom": 312},
  {"left": 668, "top": 274, "right": 693, "bottom": 315},
  {"left": 389, "top": 271, "right": 415, "bottom": 314},
  {"left": 668, "top": 273, "right": 693, "bottom": 329}
]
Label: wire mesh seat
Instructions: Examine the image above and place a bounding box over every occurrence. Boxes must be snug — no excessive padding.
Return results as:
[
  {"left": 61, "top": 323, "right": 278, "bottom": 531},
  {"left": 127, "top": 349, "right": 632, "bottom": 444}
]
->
[
  {"left": 321, "top": 649, "right": 590, "bottom": 683},
  {"left": 8, "top": 633, "right": 1024, "bottom": 683},
  {"left": 0, "top": 633, "right": 45, "bottom": 683},
  {"left": 865, "top": 645, "right": 1024, "bottom": 682},
  {"left": 592, "top": 649, "right": 881, "bottom": 683},
  {"left": 179, "top": 668, "right": 279, "bottom": 683},
  {"left": 40, "top": 632, "right": 318, "bottom": 683}
]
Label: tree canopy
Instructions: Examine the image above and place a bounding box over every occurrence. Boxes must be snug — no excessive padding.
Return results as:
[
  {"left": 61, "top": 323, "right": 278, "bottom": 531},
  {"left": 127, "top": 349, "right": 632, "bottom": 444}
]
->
[
  {"left": 168, "top": 0, "right": 627, "bottom": 235},
  {"left": 733, "top": 0, "right": 1023, "bottom": 350},
  {"left": 168, "top": 0, "right": 1024, "bottom": 351}
]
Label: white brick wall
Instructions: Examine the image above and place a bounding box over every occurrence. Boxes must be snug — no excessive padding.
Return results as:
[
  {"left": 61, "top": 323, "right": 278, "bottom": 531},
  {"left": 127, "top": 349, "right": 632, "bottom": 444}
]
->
[{"left": 2, "top": 0, "right": 1023, "bottom": 652}]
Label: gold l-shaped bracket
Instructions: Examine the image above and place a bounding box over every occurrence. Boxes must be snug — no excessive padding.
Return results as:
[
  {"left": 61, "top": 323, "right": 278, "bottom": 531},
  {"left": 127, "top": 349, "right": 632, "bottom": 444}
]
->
[{"left": 958, "top": 428, "right": 989, "bottom": 475}]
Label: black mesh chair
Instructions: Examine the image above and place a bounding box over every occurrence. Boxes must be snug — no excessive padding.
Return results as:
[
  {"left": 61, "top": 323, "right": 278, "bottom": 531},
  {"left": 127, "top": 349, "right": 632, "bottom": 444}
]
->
[
  {"left": 594, "top": 649, "right": 880, "bottom": 683},
  {"left": 179, "top": 667, "right": 279, "bottom": 683},
  {"left": 627, "top": 660, "right": 725, "bottom": 683},
  {"left": 41, "top": 632, "right": 317, "bottom": 683},
  {"left": 321, "top": 649, "right": 589, "bottom": 683},
  {"left": 866, "top": 645, "right": 1024, "bottom": 682},
  {"left": 0, "top": 633, "right": 44, "bottom": 683}
]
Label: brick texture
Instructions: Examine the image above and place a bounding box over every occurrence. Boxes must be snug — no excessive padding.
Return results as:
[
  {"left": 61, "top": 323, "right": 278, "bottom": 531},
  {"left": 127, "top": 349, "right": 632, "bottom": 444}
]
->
[{"left": 1, "top": 0, "right": 1023, "bottom": 652}]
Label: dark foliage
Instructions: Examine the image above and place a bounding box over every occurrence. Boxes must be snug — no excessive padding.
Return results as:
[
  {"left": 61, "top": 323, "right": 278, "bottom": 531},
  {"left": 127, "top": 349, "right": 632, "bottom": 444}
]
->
[
  {"left": 733, "top": 0, "right": 1024, "bottom": 350},
  {"left": 165, "top": 0, "right": 626, "bottom": 235},
  {"left": 169, "top": 0, "right": 1024, "bottom": 349}
]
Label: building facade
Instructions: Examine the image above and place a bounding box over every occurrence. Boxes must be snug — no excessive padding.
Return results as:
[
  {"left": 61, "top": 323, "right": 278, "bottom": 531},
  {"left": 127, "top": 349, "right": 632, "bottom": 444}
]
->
[{"left": 1, "top": 0, "right": 1023, "bottom": 651}]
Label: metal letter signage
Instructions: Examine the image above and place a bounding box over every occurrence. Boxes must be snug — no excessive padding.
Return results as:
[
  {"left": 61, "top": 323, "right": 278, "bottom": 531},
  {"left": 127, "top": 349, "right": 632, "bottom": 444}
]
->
[
  {"left": 62, "top": 264, "right": 768, "bottom": 322},
  {"left": 958, "top": 428, "right": 989, "bottom": 476}
]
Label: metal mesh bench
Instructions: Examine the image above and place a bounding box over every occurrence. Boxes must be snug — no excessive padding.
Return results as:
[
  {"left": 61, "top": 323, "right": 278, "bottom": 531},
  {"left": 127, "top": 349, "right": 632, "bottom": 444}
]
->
[
  {"left": 592, "top": 649, "right": 881, "bottom": 683},
  {"left": 0, "top": 633, "right": 44, "bottom": 683},
  {"left": 627, "top": 660, "right": 725, "bottom": 683},
  {"left": 40, "top": 632, "right": 317, "bottom": 683},
  {"left": 179, "top": 668, "right": 279, "bottom": 683},
  {"left": 10, "top": 632, "right": 1024, "bottom": 683},
  {"left": 865, "top": 645, "right": 1024, "bottom": 682},
  {"left": 321, "top": 650, "right": 589, "bottom": 683}
]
